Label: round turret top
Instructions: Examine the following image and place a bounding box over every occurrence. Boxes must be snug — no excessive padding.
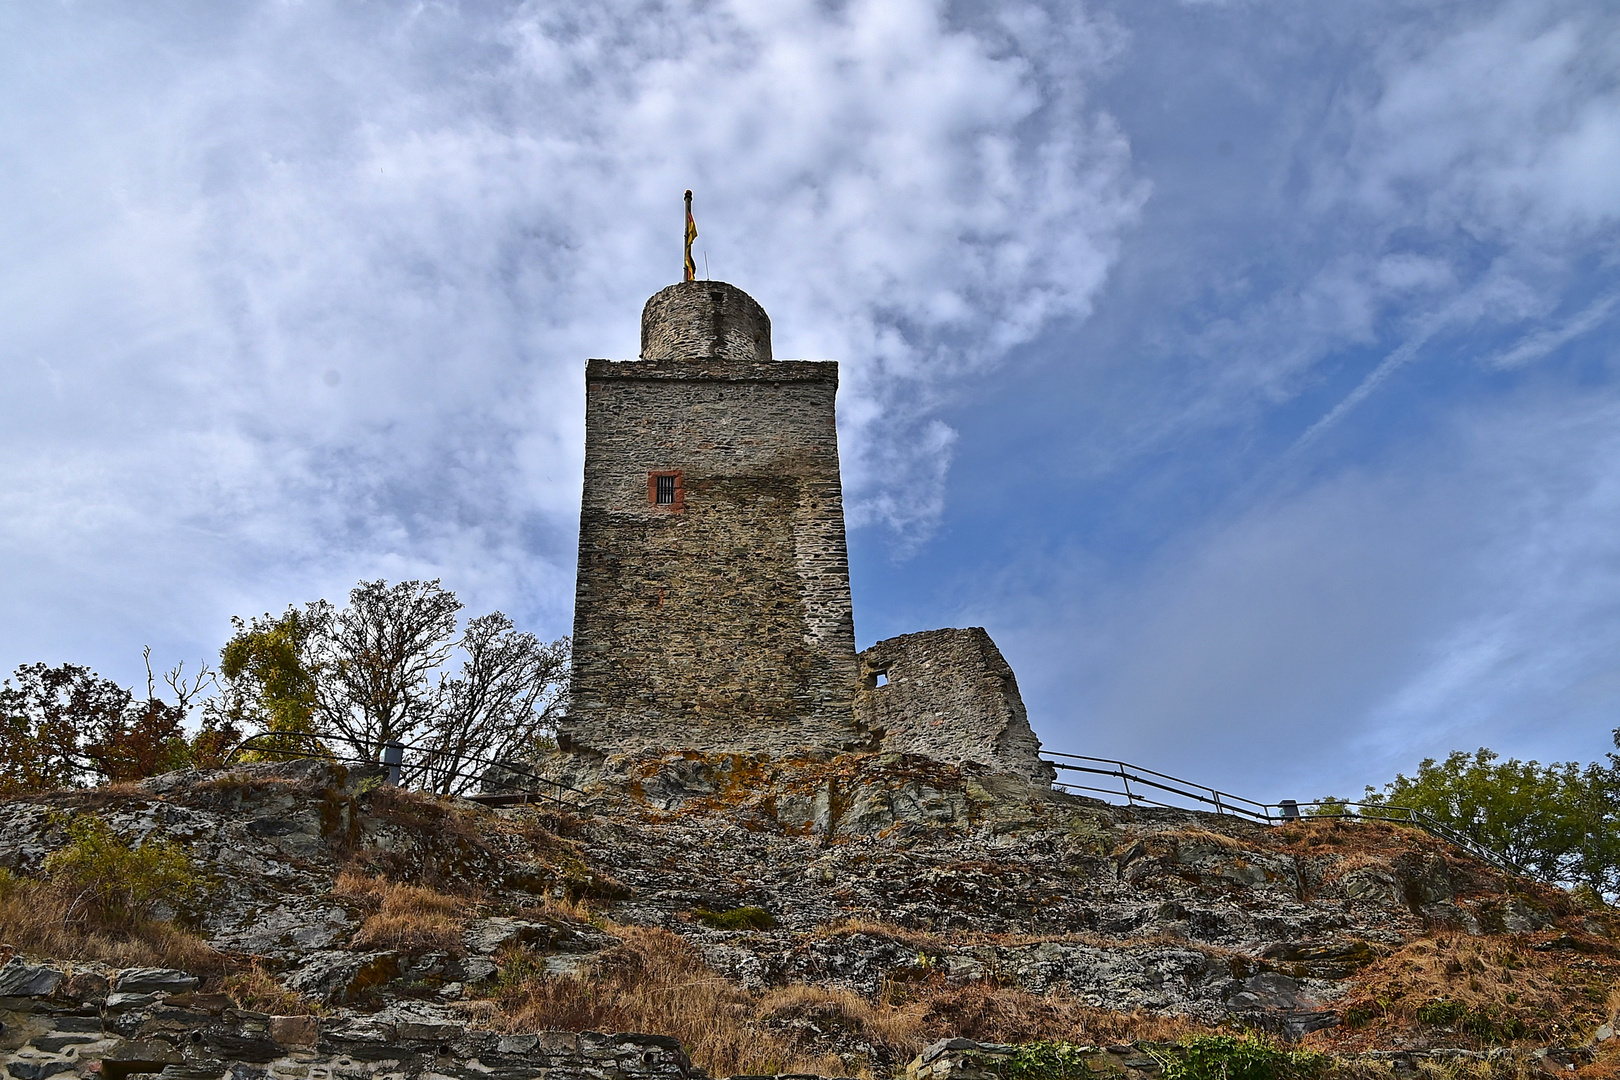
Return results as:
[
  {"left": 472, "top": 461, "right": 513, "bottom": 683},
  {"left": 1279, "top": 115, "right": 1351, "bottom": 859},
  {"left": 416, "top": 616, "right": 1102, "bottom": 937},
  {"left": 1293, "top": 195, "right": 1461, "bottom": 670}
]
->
[{"left": 641, "top": 281, "right": 772, "bottom": 362}]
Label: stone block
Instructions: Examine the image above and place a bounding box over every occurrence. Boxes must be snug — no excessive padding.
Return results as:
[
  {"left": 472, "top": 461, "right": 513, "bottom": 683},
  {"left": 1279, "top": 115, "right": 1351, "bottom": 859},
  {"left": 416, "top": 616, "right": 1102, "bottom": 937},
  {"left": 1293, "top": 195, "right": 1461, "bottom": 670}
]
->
[
  {"left": 111, "top": 969, "right": 199, "bottom": 995},
  {"left": 0, "top": 960, "right": 63, "bottom": 998},
  {"left": 268, "top": 1016, "right": 319, "bottom": 1047}
]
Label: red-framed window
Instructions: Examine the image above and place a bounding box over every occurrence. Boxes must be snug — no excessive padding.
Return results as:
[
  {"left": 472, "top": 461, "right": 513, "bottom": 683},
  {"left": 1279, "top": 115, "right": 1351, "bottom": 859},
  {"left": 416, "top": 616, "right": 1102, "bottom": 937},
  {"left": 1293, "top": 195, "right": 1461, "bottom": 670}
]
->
[{"left": 648, "top": 470, "right": 684, "bottom": 511}]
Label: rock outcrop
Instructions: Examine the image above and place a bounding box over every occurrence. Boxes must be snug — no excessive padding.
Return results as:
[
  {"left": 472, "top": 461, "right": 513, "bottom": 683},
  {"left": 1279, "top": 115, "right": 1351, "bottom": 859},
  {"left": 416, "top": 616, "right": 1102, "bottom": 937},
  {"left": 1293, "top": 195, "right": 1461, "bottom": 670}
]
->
[{"left": 0, "top": 754, "right": 1615, "bottom": 1078}]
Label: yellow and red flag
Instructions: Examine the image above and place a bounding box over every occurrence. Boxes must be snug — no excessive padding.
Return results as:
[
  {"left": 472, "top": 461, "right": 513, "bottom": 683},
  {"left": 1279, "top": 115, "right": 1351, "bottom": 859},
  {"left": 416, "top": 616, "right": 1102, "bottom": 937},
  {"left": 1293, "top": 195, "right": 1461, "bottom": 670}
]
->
[{"left": 683, "top": 190, "right": 697, "bottom": 282}]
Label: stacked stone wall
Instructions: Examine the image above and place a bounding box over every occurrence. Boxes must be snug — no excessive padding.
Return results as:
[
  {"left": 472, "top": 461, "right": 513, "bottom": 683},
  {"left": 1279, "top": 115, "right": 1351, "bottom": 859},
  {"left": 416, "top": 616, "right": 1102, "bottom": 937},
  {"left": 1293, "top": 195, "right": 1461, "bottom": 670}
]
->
[
  {"left": 854, "top": 628, "right": 1055, "bottom": 784},
  {"left": 0, "top": 959, "right": 692, "bottom": 1080},
  {"left": 563, "top": 347, "right": 869, "bottom": 759}
]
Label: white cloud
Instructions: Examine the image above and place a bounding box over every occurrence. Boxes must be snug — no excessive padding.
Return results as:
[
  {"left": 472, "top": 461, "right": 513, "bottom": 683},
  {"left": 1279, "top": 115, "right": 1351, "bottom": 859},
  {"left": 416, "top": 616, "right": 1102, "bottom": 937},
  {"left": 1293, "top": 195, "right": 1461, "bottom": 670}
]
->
[{"left": 0, "top": 0, "right": 1145, "bottom": 677}]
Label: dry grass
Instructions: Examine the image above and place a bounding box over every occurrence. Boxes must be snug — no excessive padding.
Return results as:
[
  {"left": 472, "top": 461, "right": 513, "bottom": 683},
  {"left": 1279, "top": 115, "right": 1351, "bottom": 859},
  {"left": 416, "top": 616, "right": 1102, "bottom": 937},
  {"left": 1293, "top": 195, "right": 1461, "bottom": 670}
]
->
[
  {"left": 517, "top": 895, "right": 598, "bottom": 924},
  {"left": 489, "top": 925, "right": 847, "bottom": 1076},
  {"left": 1159, "top": 826, "right": 1252, "bottom": 852},
  {"left": 906, "top": 981, "right": 1211, "bottom": 1046},
  {"left": 1324, "top": 931, "right": 1619, "bottom": 1049},
  {"left": 813, "top": 917, "right": 950, "bottom": 951},
  {"left": 0, "top": 871, "right": 225, "bottom": 973},
  {"left": 3, "top": 782, "right": 146, "bottom": 808},
  {"left": 759, "top": 982, "right": 925, "bottom": 1049},
  {"left": 484, "top": 922, "right": 1218, "bottom": 1077},
  {"left": 334, "top": 870, "right": 471, "bottom": 953},
  {"left": 221, "top": 961, "right": 321, "bottom": 1015}
]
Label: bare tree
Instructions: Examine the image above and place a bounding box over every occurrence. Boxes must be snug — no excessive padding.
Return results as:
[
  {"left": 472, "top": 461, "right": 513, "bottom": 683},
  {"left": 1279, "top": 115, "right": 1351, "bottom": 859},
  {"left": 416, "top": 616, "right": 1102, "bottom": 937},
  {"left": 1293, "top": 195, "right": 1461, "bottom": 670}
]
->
[
  {"left": 307, "top": 580, "right": 462, "bottom": 761},
  {"left": 416, "top": 615, "right": 569, "bottom": 795}
]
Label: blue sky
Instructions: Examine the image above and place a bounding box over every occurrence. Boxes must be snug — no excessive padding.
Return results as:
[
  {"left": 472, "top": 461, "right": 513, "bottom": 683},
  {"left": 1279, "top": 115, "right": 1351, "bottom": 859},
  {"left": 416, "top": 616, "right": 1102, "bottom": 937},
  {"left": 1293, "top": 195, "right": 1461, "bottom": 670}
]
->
[{"left": 2, "top": 0, "right": 1617, "bottom": 801}]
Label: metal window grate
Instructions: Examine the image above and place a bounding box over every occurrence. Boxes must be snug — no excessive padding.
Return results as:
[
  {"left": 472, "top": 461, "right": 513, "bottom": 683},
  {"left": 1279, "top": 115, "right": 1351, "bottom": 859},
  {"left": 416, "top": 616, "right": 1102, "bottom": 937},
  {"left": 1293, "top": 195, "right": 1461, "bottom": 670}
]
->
[{"left": 656, "top": 474, "right": 676, "bottom": 504}]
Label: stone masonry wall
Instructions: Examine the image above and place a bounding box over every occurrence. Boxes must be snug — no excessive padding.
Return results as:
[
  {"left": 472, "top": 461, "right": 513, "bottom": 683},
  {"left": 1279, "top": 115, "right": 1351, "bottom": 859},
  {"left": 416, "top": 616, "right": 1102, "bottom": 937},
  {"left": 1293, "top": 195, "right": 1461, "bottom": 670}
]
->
[
  {"left": 563, "top": 284, "right": 869, "bottom": 758},
  {"left": 0, "top": 958, "right": 691, "bottom": 1080},
  {"left": 640, "top": 281, "right": 771, "bottom": 363},
  {"left": 854, "top": 628, "right": 1055, "bottom": 784}
]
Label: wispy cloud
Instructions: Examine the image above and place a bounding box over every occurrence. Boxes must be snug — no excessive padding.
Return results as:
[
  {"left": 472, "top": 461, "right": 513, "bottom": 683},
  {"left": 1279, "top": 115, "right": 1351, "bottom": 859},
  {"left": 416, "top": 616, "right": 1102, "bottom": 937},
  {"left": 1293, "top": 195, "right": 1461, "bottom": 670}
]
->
[{"left": 0, "top": 0, "right": 1145, "bottom": 678}]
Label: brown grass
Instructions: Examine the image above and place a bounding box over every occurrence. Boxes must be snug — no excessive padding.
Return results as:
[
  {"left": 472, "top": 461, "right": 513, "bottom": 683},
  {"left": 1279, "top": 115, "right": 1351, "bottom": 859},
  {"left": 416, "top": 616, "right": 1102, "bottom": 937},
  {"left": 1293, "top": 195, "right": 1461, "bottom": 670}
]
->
[
  {"left": 909, "top": 981, "right": 1210, "bottom": 1046},
  {"left": 489, "top": 925, "right": 847, "bottom": 1075},
  {"left": 813, "top": 917, "right": 950, "bottom": 951},
  {"left": 334, "top": 870, "right": 470, "bottom": 952},
  {"left": 221, "top": 961, "right": 322, "bottom": 1015},
  {"left": 516, "top": 895, "right": 598, "bottom": 924},
  {"left": 3, "top": 781, "right": 146, "bottom": 808},
  {"left": 483, "top": 922, "right": 1218, "bottom": 1077},
  {"left": 1158, "top": 826, "right": 1252, "bottom": 852},
  {"left": 0, "top": 871, "right": 225, "bottom": 973},
  {"left": 1323, "top": 931, "right": 1620, "bottom": 1050}
]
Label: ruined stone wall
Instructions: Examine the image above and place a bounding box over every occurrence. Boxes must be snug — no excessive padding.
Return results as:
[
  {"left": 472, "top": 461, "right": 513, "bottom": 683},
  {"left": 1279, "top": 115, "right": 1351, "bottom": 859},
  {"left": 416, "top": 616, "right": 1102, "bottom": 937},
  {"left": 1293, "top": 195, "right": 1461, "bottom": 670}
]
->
[
  {"left": 854, "top": 628, "right": 1055, "bottom": 784},
  {"left": 0, "top": 958, "right": 692, "bottom": 1080},
  {"left": 563, "top": 282, "right": 868, "bottom": 758}
]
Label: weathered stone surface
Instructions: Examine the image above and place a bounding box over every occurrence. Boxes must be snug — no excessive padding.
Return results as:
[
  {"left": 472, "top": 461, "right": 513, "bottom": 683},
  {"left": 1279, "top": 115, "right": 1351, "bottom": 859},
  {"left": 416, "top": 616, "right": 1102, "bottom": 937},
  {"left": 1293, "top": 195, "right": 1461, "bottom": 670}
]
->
[
  {"left": 0, "top": 973, "right": 695, "bottom": 1080},
  {"left": 284, "top": 951, "right": 401, "bottom": 1004},
  {"left": 641, "top": 281, "right": 772, "bottom": 363},
  {"left": 110, "top": 970, "right": 198, "bottom": 996},
  {"left": 0, "top": 752, "right": 1609, "bottom": 1075},
  {"left": 854, "top": 628, "right": 1054, "bottom": 783},
  {"left": 564, "top": 311, "right": 871, "bottom": 758},
  {"left": 0, "top": 960, "right": 64, "bottom": 998}
]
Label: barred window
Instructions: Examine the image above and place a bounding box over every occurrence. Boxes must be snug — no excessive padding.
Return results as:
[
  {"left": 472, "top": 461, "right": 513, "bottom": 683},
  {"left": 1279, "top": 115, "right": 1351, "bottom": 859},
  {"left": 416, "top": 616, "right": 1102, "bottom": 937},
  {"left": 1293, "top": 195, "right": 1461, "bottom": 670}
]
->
[{"left": 648, "top": 470, "right": 683, "bottom": 510}]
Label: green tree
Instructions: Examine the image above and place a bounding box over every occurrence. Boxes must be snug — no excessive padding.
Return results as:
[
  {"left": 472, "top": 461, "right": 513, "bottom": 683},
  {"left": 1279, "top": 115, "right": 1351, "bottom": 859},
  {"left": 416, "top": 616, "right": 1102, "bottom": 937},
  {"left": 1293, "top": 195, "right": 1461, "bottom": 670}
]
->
[
  {"left": 219, "top": 581, "right": 568, "bottom": 788},
  {"left": 1365, "top": 745, "right": 1620, "bottom": 897},
  {"left": 216, "top": 605, "right": 326, "bottom": 760}
]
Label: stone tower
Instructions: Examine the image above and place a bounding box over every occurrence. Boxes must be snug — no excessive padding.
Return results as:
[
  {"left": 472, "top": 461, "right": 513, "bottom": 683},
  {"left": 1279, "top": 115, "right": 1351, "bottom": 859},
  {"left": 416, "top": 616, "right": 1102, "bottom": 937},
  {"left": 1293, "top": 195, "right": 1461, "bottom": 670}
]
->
[{"left": 559, "top": 281, "right": 872, "bottom": 759}]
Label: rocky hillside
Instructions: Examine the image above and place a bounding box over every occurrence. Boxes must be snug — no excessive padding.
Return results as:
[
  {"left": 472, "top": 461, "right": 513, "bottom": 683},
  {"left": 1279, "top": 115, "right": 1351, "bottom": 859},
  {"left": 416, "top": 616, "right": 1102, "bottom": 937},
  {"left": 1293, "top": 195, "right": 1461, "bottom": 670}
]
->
[{"left": 1, "top": 753, "right": 1617, "bottom": 1080}]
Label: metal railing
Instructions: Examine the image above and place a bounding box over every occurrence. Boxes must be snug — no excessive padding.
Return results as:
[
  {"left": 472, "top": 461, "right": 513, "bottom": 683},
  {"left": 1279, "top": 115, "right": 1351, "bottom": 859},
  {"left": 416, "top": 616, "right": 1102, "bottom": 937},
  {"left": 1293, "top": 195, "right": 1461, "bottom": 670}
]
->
[
  {"left": 1043, "top": 751, "right": 1535, "bottom": 881},
  {"left": 226, "top": 731, "right": 587, "bottom": 812}
]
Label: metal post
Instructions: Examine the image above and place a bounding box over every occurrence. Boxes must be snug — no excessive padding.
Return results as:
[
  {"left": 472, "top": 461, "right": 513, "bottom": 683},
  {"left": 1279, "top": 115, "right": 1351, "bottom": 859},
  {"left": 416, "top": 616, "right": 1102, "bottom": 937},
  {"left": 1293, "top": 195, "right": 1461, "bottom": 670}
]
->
[{"left": 383, "top": 741, "right": 404, "bottom": 787}]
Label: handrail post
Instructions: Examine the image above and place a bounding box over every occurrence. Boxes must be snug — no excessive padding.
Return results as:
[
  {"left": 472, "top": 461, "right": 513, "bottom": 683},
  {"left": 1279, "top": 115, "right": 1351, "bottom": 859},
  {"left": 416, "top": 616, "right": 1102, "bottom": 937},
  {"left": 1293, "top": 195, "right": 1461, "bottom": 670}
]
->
[{"left": 383, "top": 741, "right": 404, "bottom": 787}]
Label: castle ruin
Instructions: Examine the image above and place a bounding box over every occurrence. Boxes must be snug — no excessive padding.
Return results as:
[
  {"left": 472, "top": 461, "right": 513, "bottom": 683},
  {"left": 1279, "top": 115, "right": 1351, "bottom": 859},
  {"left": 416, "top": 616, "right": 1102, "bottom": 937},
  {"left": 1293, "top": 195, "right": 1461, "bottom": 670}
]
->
[{"left": 559, "top": 281, "right": 1054, "bottom": 784}]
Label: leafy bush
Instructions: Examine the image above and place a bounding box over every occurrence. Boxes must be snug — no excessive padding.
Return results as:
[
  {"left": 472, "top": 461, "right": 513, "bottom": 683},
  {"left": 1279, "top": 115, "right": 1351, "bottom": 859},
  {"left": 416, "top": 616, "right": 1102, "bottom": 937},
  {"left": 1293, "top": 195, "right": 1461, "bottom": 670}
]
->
[
  {"left": 1158, "top": 1036, "right": 1328, "bottom": 1080},
  {"left": 691, "top": 905, "right": 775, "bottom": 930},
  {"left": 1364, "top": 744, "right": 1620, "bottom": 896},
  {"left": 1001, "top": 1042, "right": 1094, "bottom": 1080},
  {"left": 44, "top": 814, "right": 202, "bottom": 925}
]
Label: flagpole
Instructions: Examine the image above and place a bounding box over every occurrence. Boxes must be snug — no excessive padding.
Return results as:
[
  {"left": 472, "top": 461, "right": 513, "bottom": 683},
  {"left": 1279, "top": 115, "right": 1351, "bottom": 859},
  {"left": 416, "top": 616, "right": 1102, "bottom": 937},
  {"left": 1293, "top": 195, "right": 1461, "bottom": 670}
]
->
[{"left": 683, "top": 190, "right": 696, "bottom": 283}]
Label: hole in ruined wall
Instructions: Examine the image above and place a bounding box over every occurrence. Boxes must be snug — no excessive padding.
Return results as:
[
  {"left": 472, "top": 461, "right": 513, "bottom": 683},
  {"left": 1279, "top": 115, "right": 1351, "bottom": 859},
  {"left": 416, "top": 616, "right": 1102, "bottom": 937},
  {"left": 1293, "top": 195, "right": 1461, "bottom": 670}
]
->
[{"left": 875, "top": 671, "right": 888, "bottom": 687}]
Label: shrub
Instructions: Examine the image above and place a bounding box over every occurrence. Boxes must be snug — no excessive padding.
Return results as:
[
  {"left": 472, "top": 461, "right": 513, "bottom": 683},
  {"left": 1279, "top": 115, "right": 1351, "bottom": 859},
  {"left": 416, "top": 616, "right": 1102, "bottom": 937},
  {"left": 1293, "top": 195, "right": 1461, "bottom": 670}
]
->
[
  {"left": 222, "top": 962, "right": 321, "bottom": 1015},
  {"left": 1001, "top": 1042, "right": 1095, "bottom": 1080},
  {"left": 492, "top": 925, "right": 839, "bottom": 1076},
  {"left": 44, "top": 814, "right": 201, "bottom": 926},
  {"left": 1158, "top": 1036, "right": 1328, "bottom": 1080},
  {"left": 0, "top": 864, "right": 218, "bottom": 970},
  {"left": 691, "top": 905, "right": 775, "bottom": 930}
]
